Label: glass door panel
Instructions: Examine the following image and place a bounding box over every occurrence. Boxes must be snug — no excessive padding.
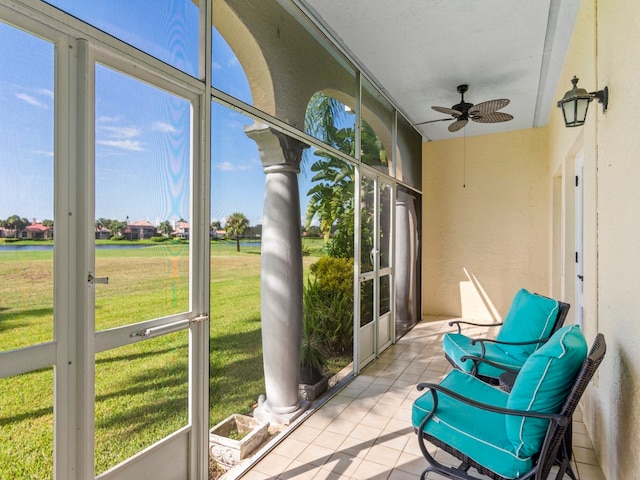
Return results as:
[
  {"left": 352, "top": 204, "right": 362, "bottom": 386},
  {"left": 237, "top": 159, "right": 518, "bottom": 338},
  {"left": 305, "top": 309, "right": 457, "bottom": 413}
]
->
[
  {"left": 358, "top": 174, "right": 376, "bottom": 367},
  {"left": 377, "top": 182, "right": 393, "bottom": 351},
  {"left": 94, "top": 63, "right": 192, "bottom": 475},
  {"left": 94, "top": 64, "right": 191, "bottom": 331},
  {"left": 94, "top": 330, "right": 189, "bottom": 474},
  {"left": 357, "top": 172, "right": 394, "bottom": 370},
  {"left": 377, "top": 274, "right": 392, "bottom": 351}
]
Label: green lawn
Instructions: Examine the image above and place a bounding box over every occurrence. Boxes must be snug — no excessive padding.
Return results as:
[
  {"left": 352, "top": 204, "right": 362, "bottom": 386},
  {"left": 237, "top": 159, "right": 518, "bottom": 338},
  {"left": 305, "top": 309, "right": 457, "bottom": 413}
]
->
[{"left": 0, "top": 237, "right": 330, "bottom": 478}]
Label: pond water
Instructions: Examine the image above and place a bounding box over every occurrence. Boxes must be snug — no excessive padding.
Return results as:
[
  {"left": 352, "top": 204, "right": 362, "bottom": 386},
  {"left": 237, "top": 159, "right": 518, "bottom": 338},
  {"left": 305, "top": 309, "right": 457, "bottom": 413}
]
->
[
  {"left": 0, "top": 241, "right": 262, "bottom": 251},
  {"left": 0, "top": 244, "right": 152, "bottom": 251}
]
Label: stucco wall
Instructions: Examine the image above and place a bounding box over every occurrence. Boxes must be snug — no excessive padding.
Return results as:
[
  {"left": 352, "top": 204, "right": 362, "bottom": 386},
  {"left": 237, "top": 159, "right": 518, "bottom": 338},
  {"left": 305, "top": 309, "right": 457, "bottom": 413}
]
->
[
  {"left": 422, "top": 128, "right": 550, "bottom": 321},
  {"left": 547, "top": 0, "right": 640, "bottom": 478}
]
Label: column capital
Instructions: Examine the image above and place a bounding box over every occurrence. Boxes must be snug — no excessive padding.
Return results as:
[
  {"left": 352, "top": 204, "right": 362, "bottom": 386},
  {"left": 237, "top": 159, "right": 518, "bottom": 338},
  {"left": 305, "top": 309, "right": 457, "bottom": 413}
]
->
[{"left": 244, "top": 122, "right": 308, "bottom": 173}]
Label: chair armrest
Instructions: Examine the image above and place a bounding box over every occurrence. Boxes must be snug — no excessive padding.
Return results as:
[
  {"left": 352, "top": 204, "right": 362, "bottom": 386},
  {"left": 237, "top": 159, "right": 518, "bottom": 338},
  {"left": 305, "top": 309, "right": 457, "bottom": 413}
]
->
[
  {"left": 471, "top": 337, "right": 549, "bottom": 347},
  {"left": 415, "top": 381, "right": 568, "bottom": 425},
  {"left": 458, "top": 354, "right": 521, "bottom": 375},
  {"left": 448, "top": 319, "right": 503, "bottom": 334}
]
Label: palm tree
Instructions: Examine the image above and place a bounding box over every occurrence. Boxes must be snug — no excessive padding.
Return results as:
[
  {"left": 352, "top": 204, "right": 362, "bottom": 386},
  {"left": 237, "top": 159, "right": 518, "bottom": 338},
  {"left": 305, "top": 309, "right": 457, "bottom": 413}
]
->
[
  {"left": 303, "top": 93, "right": 385, "bottom": 259},
  {"left": 109, "top": 220, "right": 127, "bottom": 239},
  {"left": 157, "top": 220, "right": 173, "bottom": 238},
  {"left": 305, "top": 154, "right": 355, "bottom": 243},
  {"left": 225, "top": 212, "right": 249, "bottom": 252},
  {"left": 5, "top": 214, "right": 28, "bottom": 238},
  {"left": 304, "top": 92, "right": 348, "bottom": 145}
]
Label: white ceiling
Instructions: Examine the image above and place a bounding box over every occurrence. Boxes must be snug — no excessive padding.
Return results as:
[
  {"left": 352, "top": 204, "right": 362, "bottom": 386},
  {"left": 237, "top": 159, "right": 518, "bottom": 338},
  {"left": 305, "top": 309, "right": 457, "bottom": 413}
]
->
[{"left": 298, "top": 0, "right": 581, "bottom": 141}]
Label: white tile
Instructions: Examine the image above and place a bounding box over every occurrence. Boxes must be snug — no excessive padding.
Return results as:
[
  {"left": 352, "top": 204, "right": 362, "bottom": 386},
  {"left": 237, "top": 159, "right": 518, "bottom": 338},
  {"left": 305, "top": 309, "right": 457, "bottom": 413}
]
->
[
  {"left": 310, "top": 429, "right": 346, "bottom": 450},
  {"left": 350, "top": 458, "right": 391, "bottom": 480},
  {"left": 322, "top": 451, "right": 363, "bottom": 477},
  {"left": 295, "top": 444, "right": 335, "bottom": 467},
  {"left": 251, "top": 452, "right": 292, "bottom": 477}
]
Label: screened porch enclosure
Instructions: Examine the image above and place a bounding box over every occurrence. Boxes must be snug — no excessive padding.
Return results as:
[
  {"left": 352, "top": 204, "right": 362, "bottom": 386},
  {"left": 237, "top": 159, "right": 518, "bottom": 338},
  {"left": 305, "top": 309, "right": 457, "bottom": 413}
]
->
[{"left": 0, "top": 1, "right": 422, "bottom": 478}]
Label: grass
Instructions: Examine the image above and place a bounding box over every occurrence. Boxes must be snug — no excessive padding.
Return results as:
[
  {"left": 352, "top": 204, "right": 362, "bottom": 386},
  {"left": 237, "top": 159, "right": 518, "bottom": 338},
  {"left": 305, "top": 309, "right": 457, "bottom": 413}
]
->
[{"left": 0, "top": 237, "right": 337, "bottom": 478}]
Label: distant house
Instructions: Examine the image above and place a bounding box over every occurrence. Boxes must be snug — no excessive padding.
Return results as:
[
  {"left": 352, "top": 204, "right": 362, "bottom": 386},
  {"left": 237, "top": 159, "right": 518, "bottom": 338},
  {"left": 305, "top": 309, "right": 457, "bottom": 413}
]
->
[
  {"left": 210, "top": 228, "right": 226, "bottom": 240},
  {"left": 95, "top": 227, "right": 111, "bottom": 240},
  {"left": 22, "top": 223, "right": 53, "bottom": 239},
  {"left": 173, "top": 221, "right": 190, "bottom": 239},
  {"left": 0, "top": 227, "right": 14, "bottom": 238},
  {"left": 123, "top": 220, "right": 156, "bottom": 240}
]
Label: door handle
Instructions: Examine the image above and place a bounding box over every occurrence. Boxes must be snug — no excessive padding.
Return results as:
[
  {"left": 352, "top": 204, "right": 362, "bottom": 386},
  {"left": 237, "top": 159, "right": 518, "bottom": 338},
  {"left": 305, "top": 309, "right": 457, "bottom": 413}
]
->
[
  {"left": 88, "top": 274, "right": 109, "bottom": 284},
  {"left": 577, "top": 275, "right": 584, "bottom": 281}
]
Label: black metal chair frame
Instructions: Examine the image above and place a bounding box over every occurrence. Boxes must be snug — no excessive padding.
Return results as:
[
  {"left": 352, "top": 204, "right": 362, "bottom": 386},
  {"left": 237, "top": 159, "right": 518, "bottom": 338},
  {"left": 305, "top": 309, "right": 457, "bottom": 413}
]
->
[
  {"left": 446, "top": 298, "right": 570, "bottom": 385},
  {"left": 415, "top": 333, "right": 606, "bottom": 480}
]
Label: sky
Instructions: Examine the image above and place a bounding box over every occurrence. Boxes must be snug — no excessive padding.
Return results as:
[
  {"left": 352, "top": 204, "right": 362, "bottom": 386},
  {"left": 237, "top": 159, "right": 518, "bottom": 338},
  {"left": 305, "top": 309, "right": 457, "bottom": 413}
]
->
[{"left": 0, "top": 1, "right": 316, "bottom": 228}]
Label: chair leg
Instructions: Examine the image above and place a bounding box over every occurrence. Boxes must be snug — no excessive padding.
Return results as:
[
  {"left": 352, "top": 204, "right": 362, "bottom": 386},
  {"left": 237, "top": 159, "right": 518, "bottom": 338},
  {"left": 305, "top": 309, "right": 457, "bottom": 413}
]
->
[
  {"left": 557, "top": 422, "right": 577, "bottom": 480},
  {"left": 554, "top": 424, "right": 577, "bottom": 480}
]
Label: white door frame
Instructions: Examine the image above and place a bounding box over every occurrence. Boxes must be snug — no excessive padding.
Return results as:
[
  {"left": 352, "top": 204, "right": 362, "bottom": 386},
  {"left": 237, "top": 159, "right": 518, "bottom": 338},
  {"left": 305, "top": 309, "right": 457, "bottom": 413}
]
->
[
  {"left": 0, "top": 4, "right": 211, "bottom": 478},
  {"left": 354, "top": 165, "right": 395, "bottom": 373},
  {"left": 575, "top": 151, "right": 584, "bottom": 329}
]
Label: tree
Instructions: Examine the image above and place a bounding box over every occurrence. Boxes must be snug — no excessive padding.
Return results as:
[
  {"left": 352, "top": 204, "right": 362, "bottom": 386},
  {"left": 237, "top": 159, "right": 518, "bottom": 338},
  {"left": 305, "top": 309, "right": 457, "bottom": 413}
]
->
[
  {"left": 225, "top": 212, "right": 249, "bottom": 252},
  {"left": 109, "top": 220, "right": 127, "bottom": 239},
  {"left": 5, "top": 215, "right": 28, "bottom": 238},
  {"left": 303, "top": 93, "right": 385, "bottom": 259},
  {"left": 157, "top": 220, "right": 173, "bottom": 237},
  {"left": 304, "top": 154, "right": 354, "bottom": 244},
  {"left": 304, "top": 92, "right": 348, "bottom": 144},
  {"left": 95, "top": 217, "right": 110, "bottom": 230}
]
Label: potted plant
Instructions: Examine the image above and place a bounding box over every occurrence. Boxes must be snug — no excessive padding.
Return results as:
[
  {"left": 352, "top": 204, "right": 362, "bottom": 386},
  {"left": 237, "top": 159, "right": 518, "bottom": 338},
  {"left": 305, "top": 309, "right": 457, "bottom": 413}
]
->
[{"left": 299, "top": 292, "right": 329, "bottom": 401}]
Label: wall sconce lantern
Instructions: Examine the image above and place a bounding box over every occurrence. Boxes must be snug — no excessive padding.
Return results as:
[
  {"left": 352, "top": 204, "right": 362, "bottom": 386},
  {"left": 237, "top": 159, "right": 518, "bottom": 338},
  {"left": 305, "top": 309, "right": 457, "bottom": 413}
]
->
[{"left": 557, "top": 76, "right": 609, "bottom": 127}]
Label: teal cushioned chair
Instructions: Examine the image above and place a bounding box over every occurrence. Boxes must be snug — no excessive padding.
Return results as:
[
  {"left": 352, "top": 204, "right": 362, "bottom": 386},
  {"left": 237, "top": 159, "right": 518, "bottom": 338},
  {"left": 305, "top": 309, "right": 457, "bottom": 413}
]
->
[
  {"left": 412, "top": 327, "right": 606, "bottom": 480},
  {"left": 443, "top": 288, "right": 570, "bottom": 384}
]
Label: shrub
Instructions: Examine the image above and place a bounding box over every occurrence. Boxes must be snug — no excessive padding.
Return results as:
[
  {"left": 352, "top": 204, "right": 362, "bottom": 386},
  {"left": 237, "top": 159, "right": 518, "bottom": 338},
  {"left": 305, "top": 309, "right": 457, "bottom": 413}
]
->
[
  {"left": 308, "top": 256, "right": 353, "bottom": 302},
  {"left": 150, "top": 236, "right": 169, "bottom": 242},
  {"left": 304, "top": 256, "right": 354, "bottom": 356}
]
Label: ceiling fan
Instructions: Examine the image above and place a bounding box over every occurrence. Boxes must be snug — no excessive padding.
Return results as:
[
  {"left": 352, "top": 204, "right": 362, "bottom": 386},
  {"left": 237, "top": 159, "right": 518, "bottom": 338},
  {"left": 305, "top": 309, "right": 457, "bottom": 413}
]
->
[{"left": 416, "top": 84, "right": 513, "bottom": 132}]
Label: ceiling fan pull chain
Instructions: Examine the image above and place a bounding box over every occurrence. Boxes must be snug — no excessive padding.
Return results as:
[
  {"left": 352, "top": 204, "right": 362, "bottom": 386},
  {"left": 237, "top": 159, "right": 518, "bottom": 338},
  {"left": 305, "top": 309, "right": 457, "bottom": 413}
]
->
[{"left": 463, "top": 128, "right": 466, "bottom": 188}]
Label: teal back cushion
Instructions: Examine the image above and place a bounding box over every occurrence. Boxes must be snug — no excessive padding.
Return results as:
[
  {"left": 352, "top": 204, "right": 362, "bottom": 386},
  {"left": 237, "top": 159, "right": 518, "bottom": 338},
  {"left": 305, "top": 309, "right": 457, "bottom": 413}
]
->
[
  {"left": 496, "top": 289, "right": 560, "bottom": 361},
  {"left": 505, "top": 325, "right": 587, "bottom": 458}
]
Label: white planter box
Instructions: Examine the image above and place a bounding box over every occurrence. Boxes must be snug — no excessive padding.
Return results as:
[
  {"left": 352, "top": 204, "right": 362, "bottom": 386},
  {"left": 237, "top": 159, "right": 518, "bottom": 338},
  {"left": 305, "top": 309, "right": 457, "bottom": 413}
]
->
[{"left": 209, "top": 414, "right": 269, "bottom": 469}]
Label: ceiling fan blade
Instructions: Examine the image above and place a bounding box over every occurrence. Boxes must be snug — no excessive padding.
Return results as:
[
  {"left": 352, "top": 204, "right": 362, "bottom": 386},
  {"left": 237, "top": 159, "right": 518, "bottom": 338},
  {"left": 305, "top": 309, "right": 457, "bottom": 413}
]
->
[
  {"left": 468, "top": 99, "right": 510, "bottom": 115},
  {"left": 414, "top": 118, "right": 452, "bottom": 126},
  {"left": 432, "top": 106, "right": 462, "bottom": 116},
  {"left": 471, "top": 112, "right": 514, "bottom": 123},
  {"left": 448, "top": 119, "right": 468, "bottom": 132}
]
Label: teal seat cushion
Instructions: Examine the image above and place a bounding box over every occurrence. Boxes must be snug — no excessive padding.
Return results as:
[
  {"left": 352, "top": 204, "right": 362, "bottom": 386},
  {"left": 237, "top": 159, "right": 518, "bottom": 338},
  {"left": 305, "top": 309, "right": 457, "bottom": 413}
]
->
[
  {"left": 496, "top": 289, "right": 560, "bottom": 362},
  {"left": 443, "top": 333, "right": 524, "bottom": 379},
  {"left": 412, "top": 370, "right": 533, "bottom": 479},
  {"left": 506, "top": 325, "right": 587, "bottom": 458}
]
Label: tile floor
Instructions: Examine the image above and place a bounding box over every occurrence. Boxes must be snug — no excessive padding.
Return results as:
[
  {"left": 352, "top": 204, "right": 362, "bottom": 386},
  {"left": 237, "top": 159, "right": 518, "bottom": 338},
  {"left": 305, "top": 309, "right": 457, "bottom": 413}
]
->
[{"left": 229, "top": 318, "right": 606, "bottom": 480}]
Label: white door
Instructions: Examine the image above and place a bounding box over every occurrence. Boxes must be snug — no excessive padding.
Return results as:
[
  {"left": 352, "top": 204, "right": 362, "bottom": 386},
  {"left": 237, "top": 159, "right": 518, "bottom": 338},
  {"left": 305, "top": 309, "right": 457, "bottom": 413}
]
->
[
  {"left": 356, "top": 169, "right": 394, "bottom": 371},
  {"left": 0, "top": 12, "right": 209, "bottom": 478},
  {"left": 89, "top": 38, "right": 213, "bottom": 478}
]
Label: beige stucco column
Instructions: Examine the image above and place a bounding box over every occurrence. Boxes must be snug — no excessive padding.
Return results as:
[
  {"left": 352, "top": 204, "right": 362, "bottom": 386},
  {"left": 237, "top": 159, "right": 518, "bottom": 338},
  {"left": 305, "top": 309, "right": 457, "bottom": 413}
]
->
[{"left": 245, "top": 122, "right": 309, "bottom": 424}]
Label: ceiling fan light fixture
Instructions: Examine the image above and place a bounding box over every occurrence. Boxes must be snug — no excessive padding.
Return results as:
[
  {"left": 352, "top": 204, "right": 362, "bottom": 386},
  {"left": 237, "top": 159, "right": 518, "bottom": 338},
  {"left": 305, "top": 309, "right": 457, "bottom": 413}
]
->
[
  {"left": 557, "top": 76, "right": 609, "bottom": 127},
  {"left": 417, "top": 84, "right": 513, "bottom": 132}
]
